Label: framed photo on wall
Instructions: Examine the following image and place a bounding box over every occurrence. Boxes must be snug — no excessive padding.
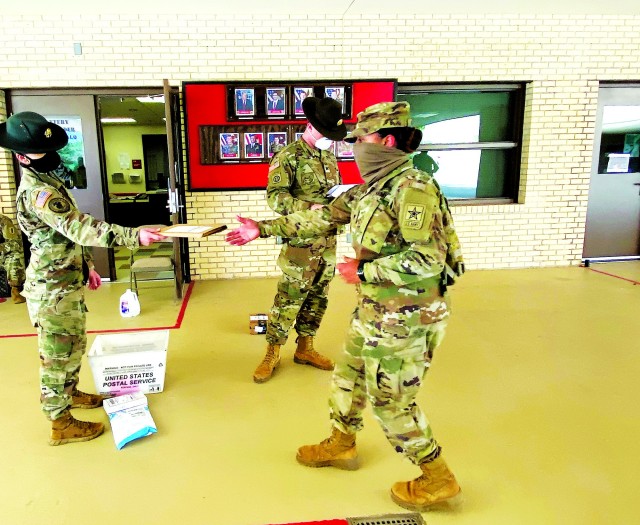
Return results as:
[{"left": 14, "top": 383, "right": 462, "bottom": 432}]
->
[
  {"left": 266, "top": 87, "right": 286, "bottom": 116},
  {"left": 325, "top": 86, "right": 345, "bottom": 112},
  {"left": 295, "top": 132, "right": 304, "bottom": 142},
  {"left": 244, "top": 132, "right": 264, "bottom": 159},
  {"left": 335, "top": 139, "right": 354, "bottom": 159},
  {"left": 293, "top": 86, "right": 313, "bottom": 116},
  {"left": 234, "top": 88, "right": 255, "bottom": 116},
  {"left": 267, "top": 131, "right": 287, "bottom": 158},
  {"left": 220, "top": 132, "right": 240, "bottom": 160}
]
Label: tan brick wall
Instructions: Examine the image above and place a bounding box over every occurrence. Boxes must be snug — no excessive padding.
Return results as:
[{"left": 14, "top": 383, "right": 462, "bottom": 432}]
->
[
  {"left": 0, "top": 90, "right": 18, "bottom": 222},
  {"left": 1, "top": 13, "right": 639, "bottom": 278}
]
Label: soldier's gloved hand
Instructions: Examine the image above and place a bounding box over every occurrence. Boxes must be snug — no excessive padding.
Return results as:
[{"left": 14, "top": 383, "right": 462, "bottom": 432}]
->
[
  {"left": 337, "top": 256, "right": 360, "bottom": 285},
  {"left": 139, "top": 227, "right": 167, "bottom": 246},
  {"left": 86, "top": 268, "right": 102, "bottom": 290},
  {"left": 226, "top": 215, "right": 260, "bottom": 246}
]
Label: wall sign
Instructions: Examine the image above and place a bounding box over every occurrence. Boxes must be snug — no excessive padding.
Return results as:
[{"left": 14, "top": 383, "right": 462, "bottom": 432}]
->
[{"left": 46, "top": 115, "right": 87, "bottom": 189}]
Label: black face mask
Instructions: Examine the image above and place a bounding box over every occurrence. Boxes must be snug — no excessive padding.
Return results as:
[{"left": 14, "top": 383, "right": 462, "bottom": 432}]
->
[{"left": 19, "top": 152, "right": 62, "bottom": 173}]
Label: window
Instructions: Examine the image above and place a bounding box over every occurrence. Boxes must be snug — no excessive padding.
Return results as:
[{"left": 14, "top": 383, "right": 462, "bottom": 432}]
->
[{"left": 397, "top": 84, "right": 526, "bottom": 202}]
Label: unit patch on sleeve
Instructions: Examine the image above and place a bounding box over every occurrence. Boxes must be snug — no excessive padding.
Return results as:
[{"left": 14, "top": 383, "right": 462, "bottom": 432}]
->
[
  {"left": 268, "top": 160, "right": 280, "bottom": 173},
  {"left": 403, "top": 203, "right": 425, "bottom": 230},
  {"left": 48, "top": 198, "right": 71, "bottom": 214},
  {"left": 34, "top": 190, "right": 53, "bottom": 209}
]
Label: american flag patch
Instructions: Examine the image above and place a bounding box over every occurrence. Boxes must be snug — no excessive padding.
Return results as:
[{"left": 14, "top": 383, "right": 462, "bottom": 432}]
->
[{"left": 35, "top": 190, "right": 52, "bottom": 208}]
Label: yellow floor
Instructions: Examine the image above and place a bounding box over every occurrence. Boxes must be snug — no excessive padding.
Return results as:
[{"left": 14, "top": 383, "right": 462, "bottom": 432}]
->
[{"left": 0, "top": 264, "right": 639, "bottom": 525}]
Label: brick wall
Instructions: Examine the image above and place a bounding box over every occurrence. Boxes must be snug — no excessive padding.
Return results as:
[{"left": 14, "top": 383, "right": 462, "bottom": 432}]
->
[
  {"left": 0, "top": 91, "right": 18, "bottom": 222},
  {"left": 1, "top": 13, "right": 639, "bottom": 278}
]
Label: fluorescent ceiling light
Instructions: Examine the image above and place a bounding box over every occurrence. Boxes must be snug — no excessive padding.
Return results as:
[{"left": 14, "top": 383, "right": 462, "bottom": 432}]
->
[
  {"left": 136, "top": 95, "right": 165, "bottom": 103},
  {"left": 101, "top": 117, "right": 137, "bottom": 124}
]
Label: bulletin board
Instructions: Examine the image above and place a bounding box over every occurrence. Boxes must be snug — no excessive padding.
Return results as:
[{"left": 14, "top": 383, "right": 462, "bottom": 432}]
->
[{"left": 183, "top": 79, "right": 397, "bottom": 191}]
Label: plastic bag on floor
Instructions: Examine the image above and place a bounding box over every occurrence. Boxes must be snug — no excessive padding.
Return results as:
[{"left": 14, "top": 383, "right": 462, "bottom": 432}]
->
[{"left": 103, "top": 392, "right": 157, "bottom": 449}]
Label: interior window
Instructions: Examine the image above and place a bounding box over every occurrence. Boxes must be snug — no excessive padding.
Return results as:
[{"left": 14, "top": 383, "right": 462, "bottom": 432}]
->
[{"left": 398, "top": 84, "right": 526, "bottom": 202}]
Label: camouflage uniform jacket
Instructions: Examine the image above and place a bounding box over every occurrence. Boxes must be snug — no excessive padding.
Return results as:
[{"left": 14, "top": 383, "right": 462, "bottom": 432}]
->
[
  {"left": 267, "top": 138, "right": 341, "bottom": 248},
  {"left": 0, "top": 213, "right": 23, "bottom": 260},
  {"left": 259, "top": 159, "right": 464, "bottom": 321},
  {"left": 16, "top": 167, "right": 139, "bottom": 300},
  {"left": 1, "top": 213, "right": 25, "bottom": 285}
]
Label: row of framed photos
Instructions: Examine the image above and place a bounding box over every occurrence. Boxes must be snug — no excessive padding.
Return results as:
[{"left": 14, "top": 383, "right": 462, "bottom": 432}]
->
[
  {"left": 199, "top": 125, "right": 354, "bottom": 164},
  {"left": 227, "top": 84, "right": 353, "bottom": 121}
]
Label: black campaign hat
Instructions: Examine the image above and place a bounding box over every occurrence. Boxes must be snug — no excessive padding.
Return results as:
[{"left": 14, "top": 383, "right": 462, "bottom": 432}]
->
[
  {"left": 0, "top": 111, "right": 68, "bottom": 153},
  {"left": 302, "top": 97, "right": 347, "bottom": 141}
]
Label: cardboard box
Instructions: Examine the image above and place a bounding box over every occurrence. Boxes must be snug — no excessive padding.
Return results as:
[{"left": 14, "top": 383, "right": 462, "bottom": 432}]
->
[
  {"left": 249, "top": 313, "right": 267, "bottom": 335},
  {"left": 88, "top": 330, "right": 168, "bottom": 395}
]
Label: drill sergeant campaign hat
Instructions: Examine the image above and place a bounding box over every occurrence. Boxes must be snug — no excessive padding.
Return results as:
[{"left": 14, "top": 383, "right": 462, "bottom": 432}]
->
[
  {"left": 302, "top": 97, "right": 347, "bottom": 141},
  {"left": 344, "top": 101, "right": 416, "bottom": 143},
  {"left": 0, "top": 111, "right": 68, "bottom": 153}
]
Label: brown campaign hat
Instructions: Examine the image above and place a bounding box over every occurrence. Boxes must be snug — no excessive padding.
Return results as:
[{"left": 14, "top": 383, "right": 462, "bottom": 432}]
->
[
  {"left": 302, "top": 97, "right": 347, "bottom": 141},
  {"left": 0, "top": 111, "right": 68, "bottom": 153}
]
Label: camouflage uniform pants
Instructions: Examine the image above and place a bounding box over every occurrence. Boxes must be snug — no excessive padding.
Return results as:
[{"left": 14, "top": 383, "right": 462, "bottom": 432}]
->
[
  {"left": 329, "top": 304, "right": 448, "bottom": 465},
  {"left": 267, "top": 238, "right": 336, "bottom": 345},
  {"left": 26, "top": 289, "right": 87, "bottom": 421}
]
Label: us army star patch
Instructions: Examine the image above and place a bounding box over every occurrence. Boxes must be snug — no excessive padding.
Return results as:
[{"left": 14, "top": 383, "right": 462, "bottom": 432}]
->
[
  {"left": 48, "top": 198, "right": 71, "bottom": 214},
  {"left": 404, "top": 204, "right": 425, "bottom": 229}
]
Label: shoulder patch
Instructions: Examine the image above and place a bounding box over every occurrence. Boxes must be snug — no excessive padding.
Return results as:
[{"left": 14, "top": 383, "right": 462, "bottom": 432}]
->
[
  {"left": 403, "top": 203, "right": 426, "bottom": 230},
  {"left": 48, "top": 197, "right": 71, "bottom": 214},
  {"left": 35, "top": 190, "right": 53, "bottom": 209},
  {"left": 268, "top": 160, "right": 280, "bottom": 173}
]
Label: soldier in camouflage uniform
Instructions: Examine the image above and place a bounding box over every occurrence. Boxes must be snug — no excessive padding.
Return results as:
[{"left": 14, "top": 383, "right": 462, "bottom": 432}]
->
[
  {"left": 253, "top": 97, "right": 348, "bottom": 383},
  {"left": 227, "top": 101, "right": 465, "bottom": 511},
  {"left": 0, "top": 112, "right": 166, "bottom": 445},
  {"left": 0, "top": 213, "right": 26, "bottom": 303}
]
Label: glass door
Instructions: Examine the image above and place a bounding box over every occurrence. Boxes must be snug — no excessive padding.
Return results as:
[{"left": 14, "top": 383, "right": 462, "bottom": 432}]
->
[{"left": 584, "top": 85, "right": 640, "bottom": 260}]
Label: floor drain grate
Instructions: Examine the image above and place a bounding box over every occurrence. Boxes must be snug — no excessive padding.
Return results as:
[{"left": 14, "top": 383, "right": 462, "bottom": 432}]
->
[{"left": 347, "top": 513, "right": 426, "bottom": 525}]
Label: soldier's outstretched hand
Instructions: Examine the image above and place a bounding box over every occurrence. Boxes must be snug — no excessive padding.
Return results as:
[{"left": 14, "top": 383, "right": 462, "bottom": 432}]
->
[
  {"left": 139, "top": 227, "right": 167, "bottom": 246},
  {"left": 226, "top": 215, "right": 260, "bottom": 246}
]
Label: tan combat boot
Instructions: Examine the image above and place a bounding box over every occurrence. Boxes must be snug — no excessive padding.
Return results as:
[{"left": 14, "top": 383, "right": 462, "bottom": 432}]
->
[
  {"left": 11, "top": 286, "right": 25, "bottom": 304},
  {"left": 293, "top": 336, "right": 334, "bottom": 370},
  {"left": 49, "top": 411, "right": 104, "bottom": 446},
  {"left": 296, "top": 427, "right": 359, "bottom": 470},
  {"left": 71, "top": 388, "right": 104, "bottom": 408},
  {"left": 253, "top": 343, "right": 281, "bottom": 383},
  {"left": 390, "top": 456, "right": 463, "bottom": 511}
]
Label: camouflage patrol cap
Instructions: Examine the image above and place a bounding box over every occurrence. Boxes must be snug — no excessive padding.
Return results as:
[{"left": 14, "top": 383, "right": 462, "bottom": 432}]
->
[{"left": 344, "top": 101, "right": 413, "bottom": 143}]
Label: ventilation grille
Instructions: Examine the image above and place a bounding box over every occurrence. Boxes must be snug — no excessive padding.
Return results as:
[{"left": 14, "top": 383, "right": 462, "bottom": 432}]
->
[{"left": 347, "top": 513, "right": 426, "bottom": 525}]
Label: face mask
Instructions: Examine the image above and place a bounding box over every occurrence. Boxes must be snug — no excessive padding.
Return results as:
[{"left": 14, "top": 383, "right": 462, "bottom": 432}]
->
[
  {"left": 315, "top": 137, "right": 333, "bottom": 151},
  {"left": 352, "top": 141, "right": 408, "bottom": 182},
  {"left": 19, "top": 152, "right": 62, "bottom": 173}
]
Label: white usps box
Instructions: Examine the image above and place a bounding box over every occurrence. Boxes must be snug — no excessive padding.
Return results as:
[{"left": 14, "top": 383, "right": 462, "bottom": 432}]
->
[{"left": 88, "top": 330, "right": 168, "bottom": 395}]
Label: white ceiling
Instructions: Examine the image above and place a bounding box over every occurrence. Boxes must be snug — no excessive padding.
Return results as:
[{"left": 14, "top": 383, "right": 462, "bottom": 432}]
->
[{"left": 6, "top": 0, "right": 640, "bottom": 15}]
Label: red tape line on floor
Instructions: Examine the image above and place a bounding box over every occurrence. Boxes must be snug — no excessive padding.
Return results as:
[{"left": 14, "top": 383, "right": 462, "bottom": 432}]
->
[
  {"left": 588, "top": 267, "right": 640, "bottom": 285},
  {"left": 0, "top": 281, "right": 195, "bottom": 339}
]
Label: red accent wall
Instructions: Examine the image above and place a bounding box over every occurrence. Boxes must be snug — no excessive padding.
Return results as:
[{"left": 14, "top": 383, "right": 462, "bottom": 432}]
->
[{"left": 183, "top": 80, "right": 396, "bottom": 190}]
